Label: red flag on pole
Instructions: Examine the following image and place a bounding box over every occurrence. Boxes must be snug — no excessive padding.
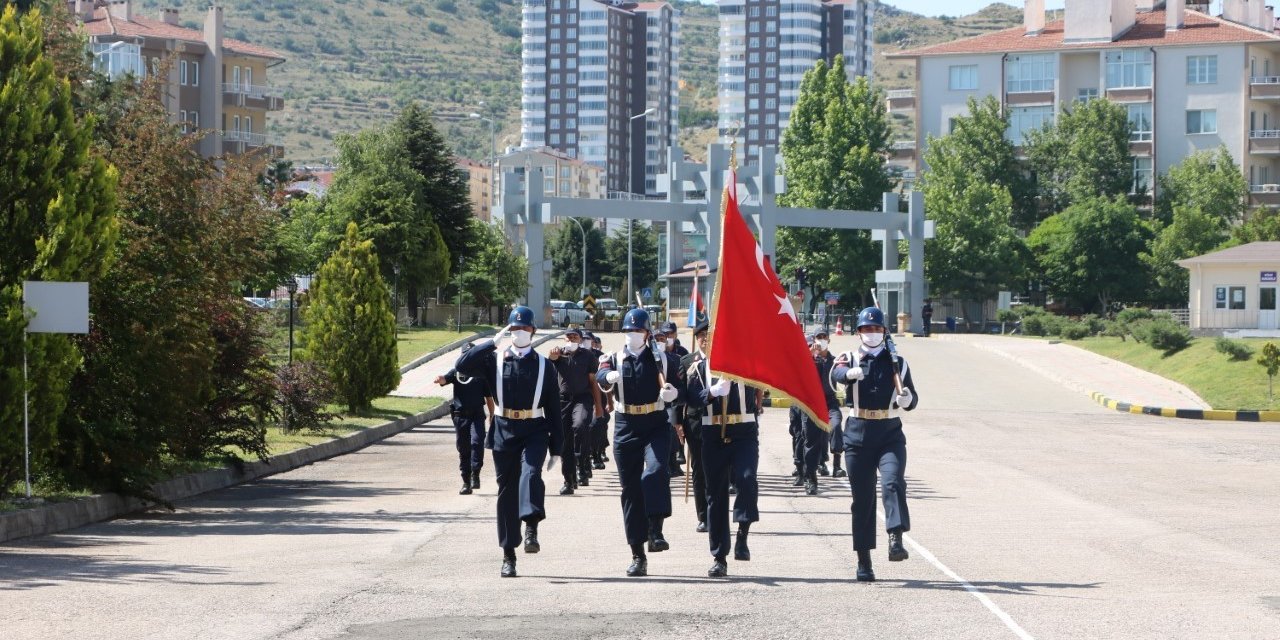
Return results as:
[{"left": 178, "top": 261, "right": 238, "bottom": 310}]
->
[{"left": 707, "top": 172, "right": 832, "bottom": 430}]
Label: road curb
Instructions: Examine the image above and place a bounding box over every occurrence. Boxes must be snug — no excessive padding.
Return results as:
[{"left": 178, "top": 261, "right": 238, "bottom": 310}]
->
[
  {"left": 762, "top": 396, "right": 793, "bottom": 408},
  {"left": 0, "top": 402, "right": 450, "bottom": 545},
  {"left": 1088, "top": 392, "right": 1280, "bottom": 422},
  {"left": 400, "top": 328, "right": 498, "bottom": 374}
]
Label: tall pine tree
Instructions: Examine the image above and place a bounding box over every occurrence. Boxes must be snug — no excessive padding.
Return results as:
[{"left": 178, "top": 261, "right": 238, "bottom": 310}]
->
[
  {"left": 304, "top": 223, "right": 400, "bottom": 412},
  {"left": 0, "top": 6, "right": 118, "bottom": 493}
]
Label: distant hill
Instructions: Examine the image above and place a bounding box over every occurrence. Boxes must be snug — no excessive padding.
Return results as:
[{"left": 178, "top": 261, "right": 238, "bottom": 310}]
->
[{"left": 128, "top": 0, "right": 1019, "bottom": 166}]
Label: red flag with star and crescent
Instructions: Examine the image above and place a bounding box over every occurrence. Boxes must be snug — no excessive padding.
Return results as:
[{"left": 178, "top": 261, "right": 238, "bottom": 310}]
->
[{"left": 707, "top": 172, "right": 832, "bottom": 431}]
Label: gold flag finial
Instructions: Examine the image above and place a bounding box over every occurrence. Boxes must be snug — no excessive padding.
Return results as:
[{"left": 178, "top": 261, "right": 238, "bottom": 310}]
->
[{"left": 728, "top": 122, "right": 740, "bottom": 171}]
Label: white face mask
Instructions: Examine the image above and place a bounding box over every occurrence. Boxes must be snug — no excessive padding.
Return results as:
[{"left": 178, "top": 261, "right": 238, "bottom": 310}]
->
[
  {"left": 815, "top": 339, "right": 829, "bottom": 350},
  {"left": 859, "top": 331, "right": 884, "bottom": 349},
  {"left": 626, "top": 332, "right": 647, "bottom": 351},
  {"left": 563, "top": 341, "right": 579, "bottom": 352},
  {"left": 661, "top": 339, "right": 673, "bottom": 351},
  {"left": 511, "top": 329, "right": 533, "bottom": 348}
]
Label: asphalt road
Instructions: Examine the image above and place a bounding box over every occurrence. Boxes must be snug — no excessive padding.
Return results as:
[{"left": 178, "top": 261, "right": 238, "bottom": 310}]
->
[{"left": 4, "top": 333, "right": 1279, "bottom": 639}]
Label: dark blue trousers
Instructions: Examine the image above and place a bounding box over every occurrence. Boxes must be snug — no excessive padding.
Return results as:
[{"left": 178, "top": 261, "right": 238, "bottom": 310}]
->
[
  {"left": 800, "top": 412, "right": 831, "bottom": 476},
  {"left": 701, "top": 427, "right": 759, "bottom": 560},
  {"left": 561, "top": 395, "right": 592, "bottom": 483},
  {"left": 492, "top": 430, "right": 548, "bottom": 549},
  {"left": 452, "top": 412, "right": 486, "bottom": 480},
  {"left": 614, "top": 412, "right": 672, "bottom": 544},
  {"left": 843, "top": 417, "right": 909, "bottom": 551}
]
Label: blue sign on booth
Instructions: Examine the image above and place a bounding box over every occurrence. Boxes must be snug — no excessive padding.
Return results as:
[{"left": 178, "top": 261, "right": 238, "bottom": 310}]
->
[{"left": 1262, "top": 271, "right": 1277, "bottom": 283}]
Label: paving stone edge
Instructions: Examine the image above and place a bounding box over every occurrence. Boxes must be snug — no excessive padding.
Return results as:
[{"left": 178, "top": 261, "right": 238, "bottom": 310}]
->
[{"left": 0, "top": 403, "right": 451, "bottom": 545}]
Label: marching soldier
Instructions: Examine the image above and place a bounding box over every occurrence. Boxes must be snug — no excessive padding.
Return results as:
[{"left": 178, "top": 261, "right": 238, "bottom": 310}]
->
[
  {"left": 680, "top": 319, "right": 710, "bottom": 533},
  {"left": 596, "top": 308, "right": 680, "bottom": 577},
  {"left": 454, "top": 306, "right": 563, "bottom": 578},
  {"left": 687, "top": 321, "right": 762, "bottom": 578},
  {"left": 655, "top": 323, "right": 685, "bottom": 478},
  {"left": 435, "top": 342, "right": 492, "bottom": 495},
  {"left": 587, "top": 331, "right": 612, "bottom": 469},
  {"left": 808, "top": 329, "right": 845, "bottom": 491},
  {"left": 550, "top": 328, "right": 603, "bottom": 494},
  {"left": 831, "top": 307, "right": 918, "bottom": 582},
  {"left": 789, "top": 333, "right": 815, "bottom": 488}
]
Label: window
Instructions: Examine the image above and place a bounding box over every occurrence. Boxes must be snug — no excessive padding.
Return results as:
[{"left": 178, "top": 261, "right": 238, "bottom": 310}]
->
[
  {"left": 1187, "top": 55, "right": 1218, "bottom": 85},
  {"left": 179, "top": 110, "right": 188, "bottom": 133},
  {"left": 1106, "top": 49, "right": 1153, "bottom": 88},
  {"left": 180, "top": 60, "right": 188, "bottom": 85},
  {"left": 1187, "top": 109, "right": 1217, "bottom": 134},
  {"left": 949, "top": 64, "right": 977, "bottom": 91},
  {"left": 1006, "top": 106, "right": 1053, "bottom": 145},
  {"left": 1077, "top": 88, "right": 1098, "bottom": 103},
  {"left": 192, "top": 61, "right": 199, "bottom": 86},
  {"left": 245, "top": 116, "right": 252, "bottom": 134},
  {"left": 1132, "top": 157, "right": 1152, "bottom": 194},
  {"left": 1262, "top": 287, "right": 1277, "bottom": 312},
  {"left": 232, "top": 66, "right": 241, "bottom": 86},
  {"left": 1006, "top": 54, "right": 1054, "bottom": 93},
  {"left": 1226, "top": 286, "right": 1247, "bottom": 310},
  {"left": 190, "top": 111, "right": 198, "bottom": 129},
  {"left": 232, "top": 115, "right": 240, "bottom": 136},
  {"left": 544, "top": 177, "right": 555, "bottom": 193},
  {"left": 1127, "top": 103, "right": 1152, "bottom": 142}
]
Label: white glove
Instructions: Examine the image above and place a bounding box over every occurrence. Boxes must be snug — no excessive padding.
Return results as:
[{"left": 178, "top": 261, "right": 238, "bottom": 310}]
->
[
  {"left": 709, "top": 379, "right": 731, "bottom": 398},
  {"left": 545, "top": 455, "right": 559, "bottom": 471},
  {"left": 660, "top": 383, "right": 678, "bottom": 402},
  {"left": 895, "top": 388, "right": 914, "bottom": 407},
  {"left": 605, "top": 370, "right": 621, "bottom": 384},
  {"left": 845, "top": 366, "right": 865, "bottom": 381}
]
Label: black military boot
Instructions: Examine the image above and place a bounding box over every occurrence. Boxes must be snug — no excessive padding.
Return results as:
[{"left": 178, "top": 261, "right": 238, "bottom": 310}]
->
[
  {"left": 803, "top": 474, "right": 818, "bottom": 496},
  {"left": 888, "top": 529, "right": 909, "bottom": 562},
  {"left": 708, "top": 556, "right": 728, "bottom": 578},
  {"left": 818, "top": 462, "right": 831, "bottom": 477},
  {"left": 856, "top": 550, "right": 875, "bottom": 582},
  {"left": 472, "top": 470, "right": 482, "bottom": 489},
  {"left": 647, "top": 516, "right": 670, "bottom": 552},
  {"left": 523, "top": 522, "right": 541, "bottom": 554},
  {"left": 733, "top": 523, "right": 751, "bottom": 561},
  {"left": 792, "top": 470, "right": 805, "bottom": 487},
  {"left": 459, "top": 474, "right": 473, "bottom": 495},
  {"left": 501, "top": 548, "right": 518, "bottom": 578},
  {"left": 627, "top": 543, "right": 648, "bottom": 577},
  {"left": 696, "top": 520, "right": 708, "bottom": 533},
  {"left": 832, "top": 458, "right": 846, "bottom": 478},
  {"left": 578, "top": 468, "right": 590, "bottom": 487},
  {"left": 559, "top": 481, "right": 575, "bottom": 496},
  {"left": 790, "top": 464, "right": 800, "bottom": 477}
]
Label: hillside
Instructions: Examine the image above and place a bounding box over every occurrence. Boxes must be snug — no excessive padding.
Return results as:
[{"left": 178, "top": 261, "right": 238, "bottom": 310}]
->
[{"left": 128, "top": 0, "right": 1019, "bottom": 166}]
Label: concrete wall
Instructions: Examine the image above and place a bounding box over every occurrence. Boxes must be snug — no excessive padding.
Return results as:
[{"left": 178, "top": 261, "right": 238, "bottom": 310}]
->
[
  {"left": 1154, "top": 44, "right": 1248, "bottom": 177},
  {"left": 917, "top": 53, "right": 1004, "bottom": 170}
]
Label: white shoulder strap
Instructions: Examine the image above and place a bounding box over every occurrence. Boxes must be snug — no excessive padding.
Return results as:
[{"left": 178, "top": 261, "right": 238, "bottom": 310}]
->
[
  {"left": 614, "top": 349, "right": 627, "bottom": 406},
  {"left": 532, "top": 353, "right": 547, "bottom": 409},
  {"left": 495, "top": 350, "right": 504, "bottom": 412}
]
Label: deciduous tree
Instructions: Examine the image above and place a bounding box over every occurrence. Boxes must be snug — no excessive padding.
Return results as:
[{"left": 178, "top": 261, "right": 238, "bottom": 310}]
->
[
  {"left": 1026, "top": 98, "right": 1133, "bottom": 213},
  {"left": 1027, "top": 196, "right": 1150, "bottom": 313}
]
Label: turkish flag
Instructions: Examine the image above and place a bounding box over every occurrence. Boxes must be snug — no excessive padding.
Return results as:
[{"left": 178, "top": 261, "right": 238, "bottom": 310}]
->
[{"left": 707, "top": 172, "right": 831, "bottom": 430}]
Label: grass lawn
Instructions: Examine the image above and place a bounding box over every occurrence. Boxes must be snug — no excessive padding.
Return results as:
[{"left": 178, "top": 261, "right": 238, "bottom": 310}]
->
[
  {"left": 395, "top": 325, "right": 493, "bottom": 367},
  {"left": 1065, "top": 336, "right": 1279, "bottom": 411}
]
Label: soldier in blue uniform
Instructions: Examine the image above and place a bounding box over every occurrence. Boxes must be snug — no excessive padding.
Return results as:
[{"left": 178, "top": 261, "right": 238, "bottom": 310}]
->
[
  {"left": 454, "top": 306, "right": 563, "bottom": 578},
  {"left": 831, "top": 307, "right": 918, "bottom": 582},
  {"left": 687, "top": 321, "right": 762, "bottom": 578},
  {"left": 435, "top": 342, "right": 492, "bottom": 495},
  {"left": 814, "top": 329, "right": 847, "bottom": 480},
  {"left": 680, "top": 318, "right": 710, "bottom": 532},
  {"left": 799, "top": 329, "right": 843, "bottom": 495},
  {"left": 655, "top": 322, "right": 685, "bottom": 478},
  {"left": 587, "top": 332, "right": 612, "bottom": 470},
  {"left": 789, "top": 333, "right": 816, "bottom": 488},
  {"left": 596, "top": 308, "right": 680, "bottom": 577},
  {"left": 550, "top": 328, "right": 603, "bottom": 494}
]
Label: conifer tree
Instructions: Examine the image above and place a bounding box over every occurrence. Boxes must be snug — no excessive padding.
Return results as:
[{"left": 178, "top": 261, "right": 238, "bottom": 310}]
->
[
  {"left": 304, "top": 223, "right": 400, "bottom": 412},
  {"left": 0, "top": 6, "right": 118, "bottom": 493}
]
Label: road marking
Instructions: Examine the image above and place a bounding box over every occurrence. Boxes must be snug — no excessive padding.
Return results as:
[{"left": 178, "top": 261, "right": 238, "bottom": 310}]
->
[{"left": 843, "top": 477, "right": 1037, "bottom": 640}]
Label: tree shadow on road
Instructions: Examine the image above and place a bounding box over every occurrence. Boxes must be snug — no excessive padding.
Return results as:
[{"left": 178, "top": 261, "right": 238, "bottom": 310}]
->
[
  {"left": 0, "top": 552, "right": 261, "bottom": 591},
  {"left": 543, "top": 574, "right": 862, "bottom": 586}
]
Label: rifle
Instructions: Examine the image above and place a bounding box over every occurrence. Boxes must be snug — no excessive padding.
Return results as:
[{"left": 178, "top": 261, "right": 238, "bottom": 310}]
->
[{"left": 869, "top": 288, "right": 905, "bottom": 396}]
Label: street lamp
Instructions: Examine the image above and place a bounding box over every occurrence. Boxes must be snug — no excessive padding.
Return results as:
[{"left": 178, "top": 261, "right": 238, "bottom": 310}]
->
[
  {"left": 470, "top": 111, "right": 497, "bottom": 217},
  {"left": 627, "top": 107, "right": 656, "bottom": 304},
  {"left": 456, "top": 254, "right": 464, "bottom": 333},
  {"left": 285, "top": 276, "right": 298, "bottom": 365},
  {"left": 392, "top": 263, "right": 400, "bottom": 330},
  {"left": 565, "top": 216, "right": 588, "bottom": 298}
]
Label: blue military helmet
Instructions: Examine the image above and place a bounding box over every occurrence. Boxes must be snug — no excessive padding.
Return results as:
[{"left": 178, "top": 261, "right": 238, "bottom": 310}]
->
[
  {"left": 621, "top": 307, "right": 651, "bottom": 332},
  {"left": 856, "top": 306, "right": 886, "bottom": 329},
  {"left": 508, "top": 305, "right": 535, "bottom": 328}
]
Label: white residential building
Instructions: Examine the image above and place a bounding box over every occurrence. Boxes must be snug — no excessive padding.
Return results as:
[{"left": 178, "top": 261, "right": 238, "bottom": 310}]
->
[
  {"left": 520, "top": 0, "right": 680, "bottom": 197},
  {"left": 716, "top": 0, "right": 876, "bottom": 164},
  {"left": 886, "top": 0, "right": 1280, "bottom": 205}
]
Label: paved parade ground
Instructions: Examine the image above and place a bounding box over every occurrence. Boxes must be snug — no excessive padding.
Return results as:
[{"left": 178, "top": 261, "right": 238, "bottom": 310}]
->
[{"left": 4, "top": 333, "right": 1280, "bottom": 639}]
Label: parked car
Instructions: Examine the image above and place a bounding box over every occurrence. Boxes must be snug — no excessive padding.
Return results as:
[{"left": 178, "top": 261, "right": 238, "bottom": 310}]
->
[
  {"left": 594, "top": 297, "right": 622, "bottom": 320},
  {"left": 242, "top": 297, "right": 270, "bottom": 309},
  {"left": 550, "top": 300, "right": 591, "bottom": 327},
  {"left": 644, "top": 304, "right": 663, "bottom": 321}
]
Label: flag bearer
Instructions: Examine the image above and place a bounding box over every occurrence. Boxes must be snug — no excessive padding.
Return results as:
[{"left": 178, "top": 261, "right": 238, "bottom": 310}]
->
[{"left": 831, "top": 307, "right": 919, "bottom": 583}]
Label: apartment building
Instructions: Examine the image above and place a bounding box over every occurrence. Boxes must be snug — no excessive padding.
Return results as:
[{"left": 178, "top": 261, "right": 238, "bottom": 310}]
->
[
  {"left": 495, "top": 147, "right": 608, "bottom": 209},
  {"left": 716, "top": 0, "right": 876, "bottom": 164},
  {"left": 454, "top": 157, "right": 495, "bottom": 223},
  {"left": 519, "top": 0, "right": 680, "bottom": 196},
  {"left": 73, "top": 0, "right": 285, "bottom": 159},
  {"left": 886, "top": 0, "right": 1280, "bottom": 205}
]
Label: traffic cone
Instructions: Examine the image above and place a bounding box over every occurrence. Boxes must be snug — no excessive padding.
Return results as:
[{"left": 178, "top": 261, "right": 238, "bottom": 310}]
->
[{"left": 835, "top": 315, "right": 844, "bottom": 336}]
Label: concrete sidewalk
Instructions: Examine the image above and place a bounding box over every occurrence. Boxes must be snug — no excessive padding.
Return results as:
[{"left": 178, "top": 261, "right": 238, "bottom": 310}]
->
[
  {"left": 933, "top": 333, "right": 1211, "bottom": 410},
  {"left": 391, "top": 329, "right": 567, "bottom": 398}
]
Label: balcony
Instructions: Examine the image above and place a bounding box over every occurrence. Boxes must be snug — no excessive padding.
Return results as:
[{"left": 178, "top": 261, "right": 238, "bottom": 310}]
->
[
  {"left": 222, "top": 129, "right": 282, "bottom": 157},
  {"left": 885, "top": 89, "right": 914, "bottom": 113},
  {"left": 1005, "top": 90, "right": 1054, "bottom": 106},
  {"left": 889, "top": 140, "right": 916, "bottom": 161},
  {"left": 1105, "top": 86, "right": 1153, "bottom": 103},
  {"left": 221, "top": 83, "right": 285, "bottom": 111},
  {"left": 1250, "top": 183, "right": 1280, "bottom": 206},
  {"left": 1250, "top": 76, "right": 1280, "bottom": 100},
  {"left": 1249, "top": 129, "right": 1280, "bottom": 154}
]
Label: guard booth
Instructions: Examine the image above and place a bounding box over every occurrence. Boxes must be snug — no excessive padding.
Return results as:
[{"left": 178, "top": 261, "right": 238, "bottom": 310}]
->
[{"left": 874, "top": 269, "right": 912, "bottom": 334}]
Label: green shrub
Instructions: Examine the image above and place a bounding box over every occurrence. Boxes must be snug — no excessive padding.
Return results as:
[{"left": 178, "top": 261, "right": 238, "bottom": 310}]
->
[
  {"left": 1146, "top": 318, "right": 1192, "bottom": 354},
  {"left": 371, "top": 8, "right": 387, "bottom": 16},
  {"left": 408, "top": 4, "right": 427, "bottom": 17},
  {"left": 1059, "top": 321, "right": 1091, "bottom": 340},
  {"left": 428, "top": 21, "right": 448, "bottom": 34},
  {"left": 1021, "top": 310, "right": 1051, "bottom": 336},
  {"left": 276, "top": 362, "right": 339, "bottom": 434},
  {"left": 435, "top": 0, "right": 458, "bottom": 12},
  {"left": 1116, "top": 307, "right": 1154, "bottom": 326},
  {"left": 1080, "top": 313, "right": 1106, "bottom": 335},
  {"left": 1214, "top": 337, "right": 1254, "bottom": 361}
]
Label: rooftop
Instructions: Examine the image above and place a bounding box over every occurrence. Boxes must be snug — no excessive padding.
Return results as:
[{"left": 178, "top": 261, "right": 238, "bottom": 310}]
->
[
  {"left": 1177, "top": 242, "right": 1280, "bottom": 266},
  {"left": 888, "top": 8, "right": 1280, "bottom": 59},
  {"left": 80, "top": 7, "right": 285, "bottom": 62}
]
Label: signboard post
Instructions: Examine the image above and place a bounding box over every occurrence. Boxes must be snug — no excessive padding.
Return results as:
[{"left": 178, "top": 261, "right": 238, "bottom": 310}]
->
[{"left": 21, "top": 281, "right": 89, "bottom": 498}]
